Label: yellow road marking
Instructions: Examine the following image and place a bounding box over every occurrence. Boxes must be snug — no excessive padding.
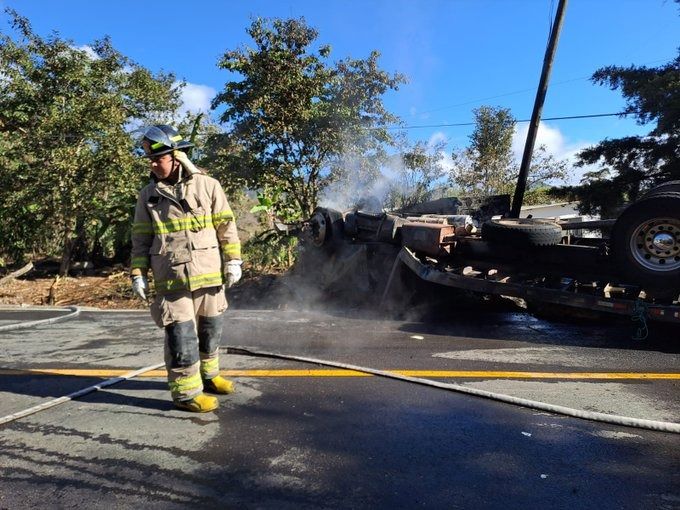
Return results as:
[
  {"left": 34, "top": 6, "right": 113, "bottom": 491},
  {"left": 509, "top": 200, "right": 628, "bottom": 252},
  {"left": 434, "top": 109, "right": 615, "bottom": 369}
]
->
[{"left": 0, "top": 368, "right": 679, "bottom": 380}]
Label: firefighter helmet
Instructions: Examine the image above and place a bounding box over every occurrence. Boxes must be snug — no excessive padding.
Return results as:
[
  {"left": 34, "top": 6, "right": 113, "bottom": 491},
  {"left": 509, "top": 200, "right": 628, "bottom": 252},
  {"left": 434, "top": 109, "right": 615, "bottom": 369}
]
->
[{"left": 140, "top": 124, "right": 193, "bottom": 157}]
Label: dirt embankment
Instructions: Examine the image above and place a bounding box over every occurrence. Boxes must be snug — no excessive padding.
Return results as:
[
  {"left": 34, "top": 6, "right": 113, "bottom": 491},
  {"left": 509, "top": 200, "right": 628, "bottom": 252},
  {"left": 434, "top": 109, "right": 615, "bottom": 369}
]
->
[
  {"left": 0, "top": 271, "right": 144, "bottom": 309},
  {"left": 0, "top": 266, "right": 289, "bottom": 310}
]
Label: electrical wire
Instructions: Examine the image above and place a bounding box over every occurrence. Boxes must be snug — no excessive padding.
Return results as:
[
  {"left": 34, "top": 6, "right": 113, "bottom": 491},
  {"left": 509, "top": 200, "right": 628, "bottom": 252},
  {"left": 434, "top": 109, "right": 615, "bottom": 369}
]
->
[
  {"left": 379, "top": 111, "right": 633, "bottom": 131},
  {"left": 411, "top": 55, "right": 674, "bottom": 117}
]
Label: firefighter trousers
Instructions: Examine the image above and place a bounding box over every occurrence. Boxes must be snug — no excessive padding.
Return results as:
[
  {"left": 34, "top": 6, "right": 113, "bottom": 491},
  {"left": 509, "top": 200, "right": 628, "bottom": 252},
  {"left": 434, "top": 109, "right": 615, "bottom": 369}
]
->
[{"left": 150, "top": 286, "right": 228, "bottom": 401}]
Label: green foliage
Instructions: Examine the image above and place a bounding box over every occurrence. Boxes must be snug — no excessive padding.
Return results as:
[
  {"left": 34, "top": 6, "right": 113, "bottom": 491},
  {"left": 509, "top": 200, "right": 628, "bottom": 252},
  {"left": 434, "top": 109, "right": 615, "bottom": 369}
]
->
[
  {"left": 249, "top": 185, "right": 302, "bottom": 224},
  {"left": 0, "top": 9, "right": 180, "bottom": 270},
  {"left": 249, "top": 197, "right": 272, "bottom": 215},
  {"left": 551, "top": 50, "right": 680, "bottom": 216},
  {"left": 452, "top": 106, "right": 516, "bottom": 196},
  {"left": 384, "top": 140, "right": 447, "bottom": 210},
  {"left": 243, "top": 232, "right": 297, "bottom": 275},
  {"left": 179, "top": 112, "right": 223, "bottom": 162},
  {"left": 526, "top": 145, "right": 570, "bottom": 190},
  {"left": 245, "top": 184, "right": 301, "bottom": 271},
  {"left": 206, "top": 17, "right": 405, "bottom": 218},
  {"left": 451, "top": 106, "right": 569, "bottom": 202},
  {"left": 522, "top": 186, "right": 553, "bottom": 207}
]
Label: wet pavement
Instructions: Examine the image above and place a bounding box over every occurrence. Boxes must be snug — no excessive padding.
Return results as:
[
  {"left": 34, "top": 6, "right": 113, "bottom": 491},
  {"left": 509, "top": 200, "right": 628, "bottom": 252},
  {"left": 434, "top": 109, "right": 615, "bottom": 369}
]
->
[{"left": 0, "top": 306, "right": 678, "bottom": 509}]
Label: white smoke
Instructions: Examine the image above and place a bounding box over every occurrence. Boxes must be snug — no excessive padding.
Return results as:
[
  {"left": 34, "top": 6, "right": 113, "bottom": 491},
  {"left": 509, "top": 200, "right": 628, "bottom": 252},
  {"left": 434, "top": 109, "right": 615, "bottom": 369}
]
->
[
  {"left": 320, "top": 158, "right": 403, "bottom": 213},
  {"left": 320, "top": 142, "right": 449, "bottom": 212}
]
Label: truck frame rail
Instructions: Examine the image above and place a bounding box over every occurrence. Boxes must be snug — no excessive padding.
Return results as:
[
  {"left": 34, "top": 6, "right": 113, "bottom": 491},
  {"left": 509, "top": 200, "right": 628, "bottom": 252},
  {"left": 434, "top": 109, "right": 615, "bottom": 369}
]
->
[{"left": 397, "top": 247, "right": 680, "bottom": 324}]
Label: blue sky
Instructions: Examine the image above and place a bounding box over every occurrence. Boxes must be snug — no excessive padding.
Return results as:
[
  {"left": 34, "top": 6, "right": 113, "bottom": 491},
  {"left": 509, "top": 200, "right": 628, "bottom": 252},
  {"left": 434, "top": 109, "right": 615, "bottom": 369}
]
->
[{"left": 1, "top": 0, "right": 678, "bottom": 180}]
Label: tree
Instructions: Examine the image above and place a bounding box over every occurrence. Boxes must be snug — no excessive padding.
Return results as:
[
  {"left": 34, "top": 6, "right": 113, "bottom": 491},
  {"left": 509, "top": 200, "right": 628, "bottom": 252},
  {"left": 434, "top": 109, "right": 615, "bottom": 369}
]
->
[
  {"left": 0, "top": 9, "right": 180, "bottom": 272},
  {"left": 207, "top": 17, "right": 405, "bottom": 218},
  {"left": 384, "top": 139, "right": 447, "bottom": 210},
  {"left": 522, "top": 145, "right": 570, "bottom": 205},
  {"left": 451, "top": 105, "right": 569, "bottom": 201},
  {"left": 552, "top": 50, "right": 680, "bottom": 216},
  {"left": 451, "top": 106, "right": 516, "bottom": 196}
]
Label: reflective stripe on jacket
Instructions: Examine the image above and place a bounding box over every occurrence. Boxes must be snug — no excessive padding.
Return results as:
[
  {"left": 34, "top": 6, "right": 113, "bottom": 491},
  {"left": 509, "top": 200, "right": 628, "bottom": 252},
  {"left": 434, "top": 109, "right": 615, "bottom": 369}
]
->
[{"left": 130, "top": 167, "right": 241, "bottom": 294}]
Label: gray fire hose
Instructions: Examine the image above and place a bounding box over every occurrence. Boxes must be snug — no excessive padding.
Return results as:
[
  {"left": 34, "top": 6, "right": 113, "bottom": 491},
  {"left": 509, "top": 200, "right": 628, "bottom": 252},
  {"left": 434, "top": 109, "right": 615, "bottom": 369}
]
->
[
  {"left": 0, "top": 305, "right": 677, "bottom": 433},
  {"left": 0, "top": 306, "right": 80, "bottom": 332},
  {"left": 225, "top": 346, "right": 680, "bottom": 434}
]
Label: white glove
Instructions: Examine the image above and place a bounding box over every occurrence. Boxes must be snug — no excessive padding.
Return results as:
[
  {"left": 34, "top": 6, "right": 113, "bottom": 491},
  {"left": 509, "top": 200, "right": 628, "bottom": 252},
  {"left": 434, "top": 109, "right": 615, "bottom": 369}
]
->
[
  {"left": 172, "top": 150, "right": 200, "bottom": 174},
  {"left": 132, "top": 275, "right": 149, "bottom": 301},
  {"left": 225, "top": 260, "right": 242, "bottom": 288}
]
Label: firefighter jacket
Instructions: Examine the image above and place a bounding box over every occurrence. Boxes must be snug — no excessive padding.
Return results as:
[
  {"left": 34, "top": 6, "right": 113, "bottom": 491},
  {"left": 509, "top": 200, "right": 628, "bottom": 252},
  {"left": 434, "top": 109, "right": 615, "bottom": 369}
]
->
[{"left": 130, "top": 166, "right": 241, "bottom": 295}]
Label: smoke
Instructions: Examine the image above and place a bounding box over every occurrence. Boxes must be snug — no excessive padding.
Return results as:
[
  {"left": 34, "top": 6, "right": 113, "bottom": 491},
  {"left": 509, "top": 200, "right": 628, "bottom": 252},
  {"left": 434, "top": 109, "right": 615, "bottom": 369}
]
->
[
  {"left": 319, "top": 140, "right": 449, "bottom": 213},
  {"left": 320, "top": 161, "right": 403, "bottom": 213}
]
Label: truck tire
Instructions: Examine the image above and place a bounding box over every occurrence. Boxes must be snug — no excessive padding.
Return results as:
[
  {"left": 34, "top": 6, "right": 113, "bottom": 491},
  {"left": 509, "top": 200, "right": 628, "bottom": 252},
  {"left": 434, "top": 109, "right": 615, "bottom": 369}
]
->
[
  {"left": 639, "top": 180, "right": 680, "bottom": 199},
  {"left": 610, "top": 192, "right": 680, "bottom": 299},
  {"left": 481, "top": 218, "right": 563, "bottom": 247},
  {"left": 308, "top": 207, "right": 344, "bottom": 249}
]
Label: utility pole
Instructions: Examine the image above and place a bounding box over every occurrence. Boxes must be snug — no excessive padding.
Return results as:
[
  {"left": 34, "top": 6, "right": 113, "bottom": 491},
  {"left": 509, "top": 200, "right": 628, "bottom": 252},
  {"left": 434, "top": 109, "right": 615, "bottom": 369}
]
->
[{"left": 509, "top": 0, "right": 568, "bottom": 218}]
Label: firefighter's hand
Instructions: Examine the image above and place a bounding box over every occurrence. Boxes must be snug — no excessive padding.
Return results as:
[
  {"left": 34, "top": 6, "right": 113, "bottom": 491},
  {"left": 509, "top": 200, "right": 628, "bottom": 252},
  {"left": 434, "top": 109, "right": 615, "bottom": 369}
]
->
[
  {"left": 225, "top": 260, "right": 242, "bottom": 288},
  {"left": 172, "top": 150, "right": 200, "bottom": 174},
  {"left": 132, "top": 275, "right": 149, "bottom": 301}
]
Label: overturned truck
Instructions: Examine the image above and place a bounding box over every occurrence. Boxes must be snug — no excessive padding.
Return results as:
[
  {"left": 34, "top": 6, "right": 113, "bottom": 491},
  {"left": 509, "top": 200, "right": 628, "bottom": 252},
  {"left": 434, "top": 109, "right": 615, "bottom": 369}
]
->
[{"left": 296, "top": 183, "right": 680, "bottom": 324}]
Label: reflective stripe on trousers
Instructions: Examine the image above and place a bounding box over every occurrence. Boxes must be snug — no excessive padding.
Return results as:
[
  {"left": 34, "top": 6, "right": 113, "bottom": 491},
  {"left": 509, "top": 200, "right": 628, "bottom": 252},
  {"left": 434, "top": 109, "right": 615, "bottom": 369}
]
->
[
  {"left": 164, "top": 314, "right": 225, "bottom": 401},
  {"left": 165, "top": 320, "right": 202, "bottom": 401},
  {"left": 198, "top": 314, "right": 223, "bottom": 379}
]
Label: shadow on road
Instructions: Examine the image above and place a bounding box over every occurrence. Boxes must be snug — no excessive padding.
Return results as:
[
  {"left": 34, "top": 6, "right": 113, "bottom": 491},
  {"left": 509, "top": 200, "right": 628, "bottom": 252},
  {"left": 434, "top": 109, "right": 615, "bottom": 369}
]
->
[
  {"left": 0, "top": 376, "right": 169, "bottom": 410},
  {"left": 1, "top": 377, "right": 677, "bottom": 509}
]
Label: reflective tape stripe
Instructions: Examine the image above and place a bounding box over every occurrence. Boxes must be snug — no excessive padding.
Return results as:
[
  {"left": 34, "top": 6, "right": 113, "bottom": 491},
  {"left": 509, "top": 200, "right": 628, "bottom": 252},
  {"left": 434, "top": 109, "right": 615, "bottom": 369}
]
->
[
  {"left": 137, "top": 212, "right": 234, "bottom": 235},
  {"left": 201, "top": 357, "right": 220, "bottom": 377},
  {"left": 152, "top": 215, "right": 213, "bottom": 234},
  {"left": 212, "top": 209, "right": 235, "bottom": 225},
  {"left": 155, "top": 272, "right": 223, "bottom": 293},
  {"left": 132, "top": 222, "right": 153, "bottom": 235},
  {"left": 150, "top": 135, "right": 182, "bottom": 151},
  {"left": 131, "top": 257, "right": 149, "bottom": 269},
  {"left": 221, "top": 243, "right": 241, "bottom": 258},
  {"left": 168, "top": 371, "right": 202, "bottom": 395}
]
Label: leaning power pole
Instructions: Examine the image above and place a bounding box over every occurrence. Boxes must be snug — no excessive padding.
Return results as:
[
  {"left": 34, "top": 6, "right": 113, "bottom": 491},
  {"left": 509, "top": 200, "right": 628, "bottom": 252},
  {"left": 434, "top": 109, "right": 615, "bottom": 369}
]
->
[{"left": 510, "top": 0, "right": 568, "bottom": 218}]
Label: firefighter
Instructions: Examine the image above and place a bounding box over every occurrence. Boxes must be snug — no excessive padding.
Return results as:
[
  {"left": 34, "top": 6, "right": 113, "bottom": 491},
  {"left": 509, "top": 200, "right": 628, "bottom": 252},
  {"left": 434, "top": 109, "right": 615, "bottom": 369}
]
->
[{"left": 130, "top": 124, "right": 242, "bottom": 412}]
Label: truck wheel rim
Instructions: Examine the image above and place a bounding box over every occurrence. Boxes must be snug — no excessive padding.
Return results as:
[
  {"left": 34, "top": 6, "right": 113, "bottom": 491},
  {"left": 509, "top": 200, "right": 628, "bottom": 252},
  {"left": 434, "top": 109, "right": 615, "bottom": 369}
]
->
[
  {"left": 309, "top": 211, "right": 327, "bottom": 247},
  {"left": 630, "top": 218, "right": 680, "bottom": 272}
]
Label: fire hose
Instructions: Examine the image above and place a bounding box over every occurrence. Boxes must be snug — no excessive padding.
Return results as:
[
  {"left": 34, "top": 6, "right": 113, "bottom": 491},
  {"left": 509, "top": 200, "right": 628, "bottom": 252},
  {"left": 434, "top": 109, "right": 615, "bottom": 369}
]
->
[{"left": 0, "top": 307, "right": 678, "bottom": 432}]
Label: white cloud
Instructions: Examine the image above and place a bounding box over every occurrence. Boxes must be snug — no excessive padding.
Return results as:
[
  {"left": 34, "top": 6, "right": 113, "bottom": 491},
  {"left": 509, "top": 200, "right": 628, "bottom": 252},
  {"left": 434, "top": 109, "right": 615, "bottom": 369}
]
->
[
  {"left": 427, "top": 132, "right": 454, "bottom": 173},
  {"left": 437, "top": 151, "right": 455, "bottom": 174},
  {"left": 427, "top": 131, "right": 448, "bottom": 148},
  {"left": 512, "top": 122, "right": 596, "bottom": 184},
  {"left": 74, "top": 45, "right": 99, "bottom": 60},
  {"left": 177, "top": 82, "right": 216, "bottom": 115}
]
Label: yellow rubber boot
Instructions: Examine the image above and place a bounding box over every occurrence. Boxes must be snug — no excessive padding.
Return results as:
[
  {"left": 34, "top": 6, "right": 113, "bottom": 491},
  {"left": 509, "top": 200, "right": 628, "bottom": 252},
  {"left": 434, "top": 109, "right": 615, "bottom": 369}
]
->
[
  {"left": 203, "top": 375, "right": 235, "bottom": 394},
  {"left": 174, "top": 393, "right": 218, "bottom": 413}
]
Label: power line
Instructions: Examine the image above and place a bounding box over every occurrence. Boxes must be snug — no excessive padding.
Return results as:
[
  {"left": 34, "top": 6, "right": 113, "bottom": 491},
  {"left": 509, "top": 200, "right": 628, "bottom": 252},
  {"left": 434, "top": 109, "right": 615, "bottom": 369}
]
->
[
  {"left": 382, "top": 111, "right": 633, "bottom": 131},
  {"left": 412, "top": 56, "right": 674, "bottom": 116}
]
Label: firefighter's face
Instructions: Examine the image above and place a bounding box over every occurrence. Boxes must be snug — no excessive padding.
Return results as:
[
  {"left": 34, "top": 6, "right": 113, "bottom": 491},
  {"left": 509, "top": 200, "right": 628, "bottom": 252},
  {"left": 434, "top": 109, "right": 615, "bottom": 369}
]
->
[{"left": 149, "top": 153, "right": 177, "bottom": 180}]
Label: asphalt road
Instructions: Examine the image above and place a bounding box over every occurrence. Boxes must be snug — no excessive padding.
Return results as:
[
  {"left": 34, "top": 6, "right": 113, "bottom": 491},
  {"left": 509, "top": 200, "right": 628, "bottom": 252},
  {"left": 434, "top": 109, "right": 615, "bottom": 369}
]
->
[{"left": 0, "top": 306, "right": 678, "bottom": 509}]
